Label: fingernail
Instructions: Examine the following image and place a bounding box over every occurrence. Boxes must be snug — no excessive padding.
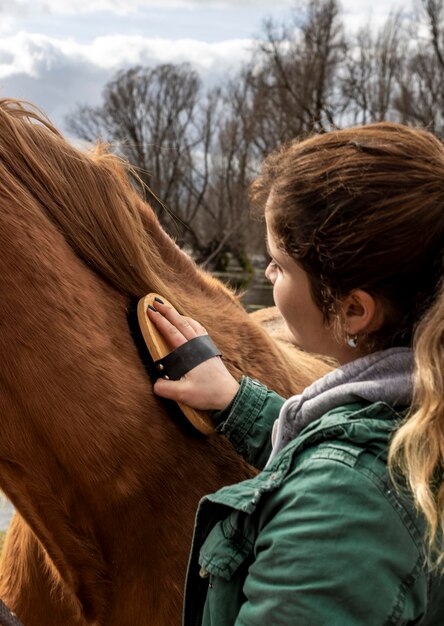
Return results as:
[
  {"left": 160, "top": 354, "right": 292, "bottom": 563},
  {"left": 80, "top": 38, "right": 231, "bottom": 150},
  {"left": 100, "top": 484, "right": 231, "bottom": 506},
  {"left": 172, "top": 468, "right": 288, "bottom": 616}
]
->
[
  {"left": 154, "top": 297, "right": 164, "bottom": 304},
  {"left": 147, "top": 304, "right": 157, "bottom": 313}
]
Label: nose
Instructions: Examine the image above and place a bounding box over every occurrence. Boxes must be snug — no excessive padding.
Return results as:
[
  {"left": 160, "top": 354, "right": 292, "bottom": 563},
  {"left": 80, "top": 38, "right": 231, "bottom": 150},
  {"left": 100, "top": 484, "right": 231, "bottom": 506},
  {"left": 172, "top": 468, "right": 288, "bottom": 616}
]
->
[{"left": 265, "top": 263, "right": 273, "bottom": 283}]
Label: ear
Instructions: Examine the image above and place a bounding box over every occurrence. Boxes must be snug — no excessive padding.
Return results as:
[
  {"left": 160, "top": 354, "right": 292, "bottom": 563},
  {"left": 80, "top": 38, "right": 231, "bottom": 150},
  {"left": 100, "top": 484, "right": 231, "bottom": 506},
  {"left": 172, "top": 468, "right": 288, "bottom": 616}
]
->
[{"left": 339, "top": 290, "right": 384, "bottom": 336}]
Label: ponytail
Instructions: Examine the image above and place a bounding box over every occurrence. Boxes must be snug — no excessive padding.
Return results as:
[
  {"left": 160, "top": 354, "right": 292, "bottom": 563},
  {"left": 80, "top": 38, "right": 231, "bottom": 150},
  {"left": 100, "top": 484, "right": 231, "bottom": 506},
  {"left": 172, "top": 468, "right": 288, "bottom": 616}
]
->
[{"left": 389, "top": 283, "right": 444, "bottom": 566}]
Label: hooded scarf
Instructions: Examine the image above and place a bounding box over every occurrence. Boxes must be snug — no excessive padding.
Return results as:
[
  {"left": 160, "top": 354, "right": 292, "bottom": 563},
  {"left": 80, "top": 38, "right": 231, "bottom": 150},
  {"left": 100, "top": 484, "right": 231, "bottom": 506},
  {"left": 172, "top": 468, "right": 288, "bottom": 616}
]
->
[{"left": 267, "top": 347, "right": 413, "bottom": 466}]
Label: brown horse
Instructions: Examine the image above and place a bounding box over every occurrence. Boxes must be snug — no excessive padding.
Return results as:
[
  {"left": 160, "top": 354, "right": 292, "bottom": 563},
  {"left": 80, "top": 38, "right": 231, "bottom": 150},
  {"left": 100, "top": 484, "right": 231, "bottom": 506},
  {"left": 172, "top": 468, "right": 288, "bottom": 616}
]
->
[{"left": 0, "top": 99, "right": 331, "bottom": 625}]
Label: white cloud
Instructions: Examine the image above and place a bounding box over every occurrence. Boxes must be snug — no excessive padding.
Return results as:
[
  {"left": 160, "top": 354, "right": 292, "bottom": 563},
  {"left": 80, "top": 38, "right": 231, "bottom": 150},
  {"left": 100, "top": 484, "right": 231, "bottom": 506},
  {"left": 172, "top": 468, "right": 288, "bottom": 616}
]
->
[
  {"left": 0, "top": 32, "right": 252, "bottom": 75},
  {"left": 5, "top": 0, "right": 293, "bottom": 17},
  {"left": 0, "top": 0, "right": 413, "bottom": 22},
  {"left": 0, "top": 32, "right": 252, "bottom": 130},
  {"left": 0, "top": 0, "right": 29, "bottom": 33},
  {"left": 341, "top": 0, "right": 413, "bottom": 26},
  {"left": 342, "top": 0, "right": 405, "bottom": 14},
  {"left": 0, "top": 0, "right": 26, "bottom": 12}
]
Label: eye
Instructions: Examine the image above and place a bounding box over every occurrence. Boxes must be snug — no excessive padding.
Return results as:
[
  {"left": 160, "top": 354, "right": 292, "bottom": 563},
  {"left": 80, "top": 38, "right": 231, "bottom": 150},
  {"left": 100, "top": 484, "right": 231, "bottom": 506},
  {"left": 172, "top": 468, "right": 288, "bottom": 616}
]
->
[
  {"left": 266, "top": 259, "right": 283, "bottom": 279},
  {"left": 269, "top": 259, "right": 282, "bottom": 272}
]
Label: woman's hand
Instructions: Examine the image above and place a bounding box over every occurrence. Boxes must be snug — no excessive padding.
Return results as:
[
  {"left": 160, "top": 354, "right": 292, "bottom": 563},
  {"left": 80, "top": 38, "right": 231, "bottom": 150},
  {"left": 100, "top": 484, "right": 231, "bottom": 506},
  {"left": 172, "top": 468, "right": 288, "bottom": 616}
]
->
[{"left": 147, "top": 299, "right": 240, "bottom": 411}]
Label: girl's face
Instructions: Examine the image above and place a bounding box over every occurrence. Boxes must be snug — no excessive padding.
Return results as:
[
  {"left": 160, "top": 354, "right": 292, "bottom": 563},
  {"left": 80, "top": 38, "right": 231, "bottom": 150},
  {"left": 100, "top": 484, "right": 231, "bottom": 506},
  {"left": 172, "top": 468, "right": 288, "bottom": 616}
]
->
[{"left": 265, "top": 216, "right": 353, "bottom": 364}]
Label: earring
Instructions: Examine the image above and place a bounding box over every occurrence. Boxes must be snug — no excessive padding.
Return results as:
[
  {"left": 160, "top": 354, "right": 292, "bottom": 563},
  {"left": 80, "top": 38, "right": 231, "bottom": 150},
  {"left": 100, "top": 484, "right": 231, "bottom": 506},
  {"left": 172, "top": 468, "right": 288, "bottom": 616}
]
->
[{"left": 347, "top": 334, "right": 358, "bottom": 348}]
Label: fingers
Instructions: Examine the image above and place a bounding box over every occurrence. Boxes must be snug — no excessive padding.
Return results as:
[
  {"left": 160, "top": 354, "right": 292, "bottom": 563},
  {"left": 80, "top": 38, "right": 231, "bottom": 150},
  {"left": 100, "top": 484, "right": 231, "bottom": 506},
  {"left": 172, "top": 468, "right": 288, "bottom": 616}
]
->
[
  {"left": 153, "top": 378, "right": 185, "bottom": 402},
  {"left": 146, "top": 307, "right": 187, "bottom": 349},
  {"left": 183, "top": 316, "right": 207, "bottom": 336},
  {"left": 153, "top": 360, "right": 240, "bottom": 411},
  {"left": 156, "top": 301, "right": 206, "bottom": 337},
  {"left": 146, "top": 299, "right": 208, "bottom": 352}
]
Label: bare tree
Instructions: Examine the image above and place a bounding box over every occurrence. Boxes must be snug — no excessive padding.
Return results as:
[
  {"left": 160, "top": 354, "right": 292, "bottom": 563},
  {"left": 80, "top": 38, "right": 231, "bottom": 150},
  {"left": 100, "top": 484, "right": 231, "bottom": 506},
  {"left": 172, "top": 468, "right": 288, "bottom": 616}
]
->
[
  {"left": 67, "top": 64, "right": 202, "bottom": 230},
  {"left": 424, "top": 0, "right": 444, "bottom": 69},
  {"left": 342, "top": 14, "right": 406, "bottom": 124},
  {"left": 67, "top": 66, "right": 257, "bottom": 267},
  {"left": 197, "top": 77, "right": 261, "bottom": 269},
  {"left": 191, "top": 0, "right": 349, "bottom": 269},
  {"left": 394, "top": 0, "right": 444, "bottom": 136},
  {"left": 246, "top": 0, "right": 347, "bottom": 145}
]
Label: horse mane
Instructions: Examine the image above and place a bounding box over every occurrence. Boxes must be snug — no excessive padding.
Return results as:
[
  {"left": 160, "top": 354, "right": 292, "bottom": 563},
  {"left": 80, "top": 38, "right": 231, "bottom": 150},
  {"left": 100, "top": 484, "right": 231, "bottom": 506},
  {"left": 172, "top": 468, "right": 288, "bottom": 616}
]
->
[
  {"left": 0, "top": 98, "right": 233, "bottom": 312},
  {"left": 0, "top": 100, "right": 170, "bottom": 295}
]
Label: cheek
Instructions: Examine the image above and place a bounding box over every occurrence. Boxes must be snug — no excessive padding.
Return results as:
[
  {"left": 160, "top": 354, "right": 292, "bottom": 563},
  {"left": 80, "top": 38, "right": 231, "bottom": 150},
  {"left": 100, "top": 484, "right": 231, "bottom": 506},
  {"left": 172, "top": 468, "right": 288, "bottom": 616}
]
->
[{"left": 271, "top": 279, "right": 292, "bottom": 316}]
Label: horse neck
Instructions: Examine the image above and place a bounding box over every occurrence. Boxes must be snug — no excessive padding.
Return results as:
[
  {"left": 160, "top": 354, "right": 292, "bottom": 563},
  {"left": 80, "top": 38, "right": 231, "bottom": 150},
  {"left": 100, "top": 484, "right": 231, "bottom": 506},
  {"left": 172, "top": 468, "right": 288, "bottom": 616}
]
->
[
  {"left": 0, "top": 187, "right": 330, "bottom": 625},
  {"left": 142, "top": 205, "right": 244, "bottom": 317}
]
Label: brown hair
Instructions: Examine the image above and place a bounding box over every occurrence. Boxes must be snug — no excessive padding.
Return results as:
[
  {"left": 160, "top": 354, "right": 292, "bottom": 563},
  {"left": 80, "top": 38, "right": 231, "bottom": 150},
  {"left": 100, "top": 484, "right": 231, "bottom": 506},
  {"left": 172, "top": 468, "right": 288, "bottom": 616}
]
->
[{"left": 251, "top": 123, "right": 444, "bottom": 349}]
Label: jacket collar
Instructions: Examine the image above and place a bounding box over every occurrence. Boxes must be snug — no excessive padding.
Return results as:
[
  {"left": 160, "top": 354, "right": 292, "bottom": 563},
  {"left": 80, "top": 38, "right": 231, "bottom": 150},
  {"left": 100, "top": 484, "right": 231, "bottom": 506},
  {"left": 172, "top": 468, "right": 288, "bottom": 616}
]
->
[{"left": 268, "top": 347, "right": 413, "bottom": 464}]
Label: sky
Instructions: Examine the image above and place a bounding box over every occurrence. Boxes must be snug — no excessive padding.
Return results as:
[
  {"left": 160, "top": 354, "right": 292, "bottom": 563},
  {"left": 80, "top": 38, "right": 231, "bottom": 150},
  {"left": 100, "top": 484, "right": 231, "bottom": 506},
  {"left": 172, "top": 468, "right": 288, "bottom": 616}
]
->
[{"left": 0, "top": 0, "right": 410, "bottom": 133}]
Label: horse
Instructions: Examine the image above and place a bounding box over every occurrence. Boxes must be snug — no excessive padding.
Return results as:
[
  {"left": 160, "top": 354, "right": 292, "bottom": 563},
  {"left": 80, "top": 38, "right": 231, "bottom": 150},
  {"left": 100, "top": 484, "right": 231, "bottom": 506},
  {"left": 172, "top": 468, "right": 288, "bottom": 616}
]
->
[{"left": 0, "top": 99, "right": 331, "bottom": 625}]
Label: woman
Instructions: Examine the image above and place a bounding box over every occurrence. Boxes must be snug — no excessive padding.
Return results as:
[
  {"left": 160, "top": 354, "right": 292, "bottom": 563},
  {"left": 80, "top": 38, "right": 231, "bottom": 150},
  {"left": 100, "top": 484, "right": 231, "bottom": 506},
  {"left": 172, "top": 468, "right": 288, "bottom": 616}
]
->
[{"left": 148, "top": 123, "right": 444, "bottom": 624}]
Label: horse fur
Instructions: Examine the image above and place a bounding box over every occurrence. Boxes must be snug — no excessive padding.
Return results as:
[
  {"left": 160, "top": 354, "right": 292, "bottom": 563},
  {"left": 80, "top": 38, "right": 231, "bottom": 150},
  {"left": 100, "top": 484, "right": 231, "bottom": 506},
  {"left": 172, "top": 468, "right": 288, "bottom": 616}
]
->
[{"left": 0, "top": 99, "right": 331, "bottom": 625}]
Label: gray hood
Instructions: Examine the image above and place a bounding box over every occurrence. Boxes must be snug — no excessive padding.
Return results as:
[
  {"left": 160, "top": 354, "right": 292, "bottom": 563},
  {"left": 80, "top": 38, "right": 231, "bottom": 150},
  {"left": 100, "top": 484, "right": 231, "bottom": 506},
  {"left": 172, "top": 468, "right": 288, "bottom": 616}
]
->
[{"left": 267, "top": 347, "right": 413, "bottom": 466}]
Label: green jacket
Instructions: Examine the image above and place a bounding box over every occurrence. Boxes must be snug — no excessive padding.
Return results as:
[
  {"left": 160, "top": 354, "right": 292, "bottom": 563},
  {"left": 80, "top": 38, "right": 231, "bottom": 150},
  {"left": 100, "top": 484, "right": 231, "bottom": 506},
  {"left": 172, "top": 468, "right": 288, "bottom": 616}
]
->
[{"left": 183, "top": 378, "right": 444, "bottom": 625}]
